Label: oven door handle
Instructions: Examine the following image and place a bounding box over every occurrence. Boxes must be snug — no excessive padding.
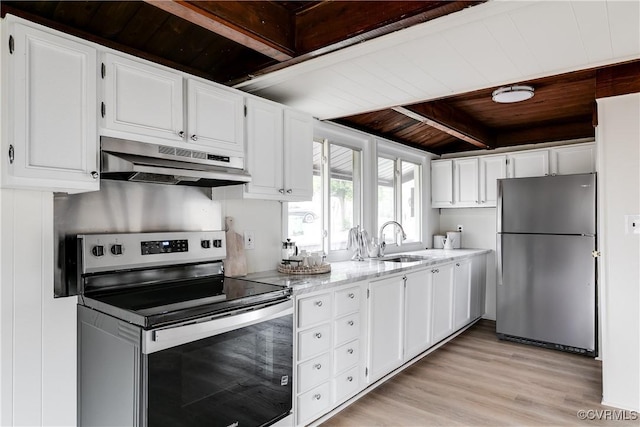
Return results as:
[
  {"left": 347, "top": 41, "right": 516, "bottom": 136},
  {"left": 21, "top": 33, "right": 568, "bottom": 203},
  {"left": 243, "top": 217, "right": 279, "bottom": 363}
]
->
[{"left": 143, "top": 299, "right": 293, "bottom": 354}]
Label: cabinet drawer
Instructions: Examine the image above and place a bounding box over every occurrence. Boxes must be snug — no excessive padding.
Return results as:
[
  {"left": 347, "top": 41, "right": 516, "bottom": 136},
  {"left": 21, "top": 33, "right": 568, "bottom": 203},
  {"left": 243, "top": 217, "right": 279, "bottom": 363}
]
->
[
  {"left": 297, "top": 382, "right": 331, "bottom": 425},
  {"left": 334, "top": 313, "right": 360, "bottom": 346},
  {"left": 298, "top": 324, "right": 331, "bottom": 361},
  {"left": 334, "top": 340, "right": 359, "bottom": 374},
  {"left": 298, "top": 293, "right": 332, "bottom": 328},
  {"left": 334, "top": 287, "right": 360, "bottom": 317},
  {"left": 297, "top": 353, "right": 331, "bottom": 394},
  {"left": 333, "top": 366, "right": 360, "bottom": 404}
]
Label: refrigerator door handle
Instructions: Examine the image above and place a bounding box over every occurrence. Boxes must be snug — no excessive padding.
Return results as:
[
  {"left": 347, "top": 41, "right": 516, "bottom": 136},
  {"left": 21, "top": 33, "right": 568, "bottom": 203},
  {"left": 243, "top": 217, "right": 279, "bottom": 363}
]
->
[{"left": 497, "top": 234, "right": 503, "bottom": 286}]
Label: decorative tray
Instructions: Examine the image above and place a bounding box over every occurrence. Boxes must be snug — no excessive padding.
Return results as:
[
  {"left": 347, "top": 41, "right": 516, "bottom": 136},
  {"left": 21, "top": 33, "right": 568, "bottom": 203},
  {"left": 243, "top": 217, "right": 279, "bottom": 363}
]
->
[{"left": 277, "top": 262, "right": 331, "bottom": 275}]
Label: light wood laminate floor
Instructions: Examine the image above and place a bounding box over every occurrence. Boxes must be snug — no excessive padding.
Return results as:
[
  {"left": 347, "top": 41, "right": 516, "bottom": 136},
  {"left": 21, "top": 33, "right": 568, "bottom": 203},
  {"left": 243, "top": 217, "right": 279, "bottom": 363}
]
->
[{"left": 322, "top": 320, "right": 637, "bottom": 427}]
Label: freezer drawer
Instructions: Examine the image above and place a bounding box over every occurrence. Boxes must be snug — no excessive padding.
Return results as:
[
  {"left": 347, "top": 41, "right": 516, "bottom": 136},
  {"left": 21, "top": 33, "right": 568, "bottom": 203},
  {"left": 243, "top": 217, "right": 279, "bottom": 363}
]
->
[{"left": 497, "top": 233, "right": 596, "bottom": 352}]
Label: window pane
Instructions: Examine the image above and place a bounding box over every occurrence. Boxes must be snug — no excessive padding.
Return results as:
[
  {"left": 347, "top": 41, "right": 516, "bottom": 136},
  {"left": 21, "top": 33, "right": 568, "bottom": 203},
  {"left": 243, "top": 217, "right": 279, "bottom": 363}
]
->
[
  {"left": 377, "top": 157, "right": 395, "bottom": 242},
  {"left": 287, "top": 141, "right": 323, "bottom": 253},
  {"left": 330, "top": 145, "right": 355, "bottom": 251},
  {"left": 401, "top": 160, "right": 421, "bottom": 242}
]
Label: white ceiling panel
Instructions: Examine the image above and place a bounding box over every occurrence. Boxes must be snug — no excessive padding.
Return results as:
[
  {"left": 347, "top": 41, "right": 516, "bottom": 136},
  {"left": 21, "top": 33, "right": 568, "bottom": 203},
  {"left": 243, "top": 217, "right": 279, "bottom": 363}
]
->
[
  {"left": 236, "top": 1, "right": 640, "bottom": 120},
  {"left": 441, "top": 21, "right": 520, "bottom": 84}
]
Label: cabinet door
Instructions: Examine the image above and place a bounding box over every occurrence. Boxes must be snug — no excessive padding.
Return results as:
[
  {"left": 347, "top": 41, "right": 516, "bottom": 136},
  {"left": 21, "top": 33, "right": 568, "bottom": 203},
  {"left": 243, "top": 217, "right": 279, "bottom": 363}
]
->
[
  {"left": 367, "top": 276, "right": 404, "bottom": 382},
  {"left": 469, "top": 254, "right": 487, "bottom": 320},
  {"left": 186, "top": 79, "right": 244, "bottom": 154},
  {"left": 454, "top": 158, "right": 479, "bottom": 206},
  {"left": 453, "top": 259, "right": 472, "bottom": 329},
  {"left": 550, "top": 143, "right": 596, "bottom": 175},
  {"left": 431, "top": 160, "right": 453, "bottom": 207},
  {"left": 102, "top": 53, "right": 184, "bottom": 142},
  {"left": 507, "top": 150, "right": 549, "bottom": 178},
  {"left": 245, "top": 98, "right": 283, "bottom": 197},
  {"left": 283, "top": 109, "right": 313, "bottom": 200},
  {"left": 431, "top": 264, "right": 454, "bottom": 343},
  {"left": 404, "top": 269, "right": 432, "bottom": 360},
  {"left": 7, "top": 22, "right": 98, "bottom": 192},
  {"left": 479, "top": 155, "right": 506, "bottom": 206}
]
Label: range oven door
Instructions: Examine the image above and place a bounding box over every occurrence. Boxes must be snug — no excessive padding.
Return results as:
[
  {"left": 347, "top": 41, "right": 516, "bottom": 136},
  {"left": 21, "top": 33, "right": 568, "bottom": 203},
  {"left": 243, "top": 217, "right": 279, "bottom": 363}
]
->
[{"left": 142, "top": 300, "right": 293, "bottom": 427}]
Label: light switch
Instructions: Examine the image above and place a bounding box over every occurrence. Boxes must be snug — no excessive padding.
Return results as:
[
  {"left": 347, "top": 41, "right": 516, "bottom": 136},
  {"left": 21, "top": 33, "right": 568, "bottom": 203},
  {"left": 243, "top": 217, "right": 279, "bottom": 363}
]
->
[{"left": 625, "top": 215, "right": 640, "bottom": 235}]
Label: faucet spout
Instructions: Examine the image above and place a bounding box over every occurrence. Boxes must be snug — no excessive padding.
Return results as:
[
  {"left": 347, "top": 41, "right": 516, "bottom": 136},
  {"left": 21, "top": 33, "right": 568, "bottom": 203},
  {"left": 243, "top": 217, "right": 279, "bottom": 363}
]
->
[{"left": 377, "top": 221, "right": 407, "bottom": 257}]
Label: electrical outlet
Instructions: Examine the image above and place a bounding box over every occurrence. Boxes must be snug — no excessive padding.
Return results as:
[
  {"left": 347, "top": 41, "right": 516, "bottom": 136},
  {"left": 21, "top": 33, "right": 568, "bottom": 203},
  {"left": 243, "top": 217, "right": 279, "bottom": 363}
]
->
[
  {"left": 244, "top": 231, "right": 255, "bottom": 249},
  {"left": 626, "top": 215, "right": 640, "bottom": 235},
  {"left": 457, "top": 225, "right": 463, "bottom": 232}
]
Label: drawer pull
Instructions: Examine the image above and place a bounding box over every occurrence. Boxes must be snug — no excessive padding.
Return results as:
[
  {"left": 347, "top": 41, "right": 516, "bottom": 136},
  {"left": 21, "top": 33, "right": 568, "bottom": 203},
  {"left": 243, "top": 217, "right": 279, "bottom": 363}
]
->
[
  {"left": 348, "top": 293, "right": 355, "bottom": 299},
  {"left": 313, "top": 363, "right": 322, "bottom": 370},
  {"left": 348, "top": 320, "right": 354, "bottom": 326},
  {"left": 315, "top": 300, "right": 323, "bottom": 307},
  {"left": 313, "top": 394, "right": 322, "bottom": 401},
  {"left": 347, "top": 376, "right": 353, "bottom": 382},
  {"left": 456, "top": 263, "right": 460, "bottom": 267},
  {"left": 347, "top": 348, "right": 354, "bottom": 354},
  {"left": 314, "top": 332, "right": 322, "bottom": 339}
]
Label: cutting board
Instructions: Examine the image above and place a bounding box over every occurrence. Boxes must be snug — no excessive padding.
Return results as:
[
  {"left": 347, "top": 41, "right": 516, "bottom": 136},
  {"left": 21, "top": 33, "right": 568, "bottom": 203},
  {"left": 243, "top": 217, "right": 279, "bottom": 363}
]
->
[{"left": 224, "top": 217, "right": 247, "bottom": 277}]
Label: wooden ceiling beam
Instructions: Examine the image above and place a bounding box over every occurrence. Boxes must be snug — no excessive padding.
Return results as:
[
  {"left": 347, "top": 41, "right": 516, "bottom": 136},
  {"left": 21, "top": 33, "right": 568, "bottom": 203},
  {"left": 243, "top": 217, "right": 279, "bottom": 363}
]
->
[
  {"left": 143, "top": 0, "right": 294, "bottom": 61},
  {"left": 496, "top": 119, "right": 594, "bottom": 147},
  {"left": 595, "top": 60, "right": 640, "bottom": 99},
  {"left": 395, "top": 102, "right": 496, "bottom": 149}
]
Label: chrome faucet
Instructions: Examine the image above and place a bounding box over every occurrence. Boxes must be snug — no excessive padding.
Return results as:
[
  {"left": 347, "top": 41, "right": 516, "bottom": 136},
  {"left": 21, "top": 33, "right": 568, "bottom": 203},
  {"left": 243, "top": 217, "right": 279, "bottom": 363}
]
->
[{"left": 376, "top": 221, "right": 407, "bottom": 257}]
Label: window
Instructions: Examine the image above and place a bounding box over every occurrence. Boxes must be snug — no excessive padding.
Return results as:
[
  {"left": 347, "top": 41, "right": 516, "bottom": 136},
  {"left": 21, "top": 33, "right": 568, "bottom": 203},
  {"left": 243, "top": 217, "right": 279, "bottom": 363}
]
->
[
  {"left": 287, "top": 139, "right": 362, "bottom": 256},
  {"left": 377, "top": 156, "right": 422, "bottom": 245}
]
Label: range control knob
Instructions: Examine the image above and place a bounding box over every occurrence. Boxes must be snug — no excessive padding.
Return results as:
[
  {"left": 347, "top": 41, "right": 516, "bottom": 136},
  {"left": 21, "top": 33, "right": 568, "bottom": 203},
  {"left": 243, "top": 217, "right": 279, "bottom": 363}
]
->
[
  {"left": 201, "top": 240, "right": 211, "bottom": 249},
  {"left": 212, "top": 239, "right": 223, "bottom": 248},
  {"left": 91, "top": 245, "right": 105, "bottom": 257},
  {"left": 110, "top": 244, "right": 123, "bottom": 256}
]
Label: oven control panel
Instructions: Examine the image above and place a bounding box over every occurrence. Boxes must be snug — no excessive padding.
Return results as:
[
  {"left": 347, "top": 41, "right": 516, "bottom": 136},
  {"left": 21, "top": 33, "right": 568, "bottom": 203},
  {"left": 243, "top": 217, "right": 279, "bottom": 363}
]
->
[{"left": 79, "top": 231, "right": 226, "bottom": 273}]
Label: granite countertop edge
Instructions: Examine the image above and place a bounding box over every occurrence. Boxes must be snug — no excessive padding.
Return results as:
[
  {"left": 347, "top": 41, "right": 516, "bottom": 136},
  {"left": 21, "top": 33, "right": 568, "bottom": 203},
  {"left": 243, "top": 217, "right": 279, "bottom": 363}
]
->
[{"left": 242, "top": 249, "right": 492, "bottom": 296}]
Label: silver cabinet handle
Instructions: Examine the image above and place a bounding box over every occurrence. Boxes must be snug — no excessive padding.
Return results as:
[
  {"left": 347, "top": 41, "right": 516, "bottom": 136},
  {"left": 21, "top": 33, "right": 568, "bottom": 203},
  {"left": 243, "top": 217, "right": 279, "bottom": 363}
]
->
[
  {"left": 313, "top": 363, "right": 322, "bottom": 370},
  {"left": 177, "top": 131, "right": 185, "bottom": 138},
  {"left": 348, "top": 320, "right": 354, "bottom": 326},
  {"left": 347, "top": 376, "right": 353, "bottom": 382},
  {"left": 8, "top": 145, "right": 14, "bottom": 164},
  {"left": 90, "top": 171, "right": 99, "bottom": 180},
  {"left": 314, "top": 332, "right": 322, "bottom": 339},
  {"left": 313, "top": 394, "right": 322, "bottom": 400},
  {"left": 286, "top": 189, "right": 292, "bottom": 194},
  {"left": 315, "top": 300, "right": 323, "bottom": 307},
  {"left": 190, "top": 134, "right": 198, "bottom": 141},
  {"left": 347, "top": 348, "right": 354, "bottom": 354},
  {"left": 348, "top": 293, "right": 355, "bottom": 299}
]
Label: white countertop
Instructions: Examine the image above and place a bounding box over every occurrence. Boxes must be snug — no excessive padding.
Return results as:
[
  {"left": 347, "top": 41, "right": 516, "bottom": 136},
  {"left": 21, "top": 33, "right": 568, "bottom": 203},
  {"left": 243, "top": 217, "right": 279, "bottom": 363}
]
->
[{"left": 243, "top": 249, "right": 491, "bottom": 295}]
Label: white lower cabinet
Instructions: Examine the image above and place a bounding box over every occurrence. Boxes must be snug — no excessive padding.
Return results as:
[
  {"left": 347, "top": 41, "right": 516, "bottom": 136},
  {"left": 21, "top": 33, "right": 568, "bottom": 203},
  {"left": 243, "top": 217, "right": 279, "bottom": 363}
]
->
[
  {"left": 295, "top": 283, "right": 366, "bottom": 426},
  {"left": 404, "top": 269, "right": 433, "bottom": 360},
  {"left": 430, "top": 263, "right": 455, "bottom": 343},
  {"left": 453, "top": 260, "right": 472, "bottom": 329}
]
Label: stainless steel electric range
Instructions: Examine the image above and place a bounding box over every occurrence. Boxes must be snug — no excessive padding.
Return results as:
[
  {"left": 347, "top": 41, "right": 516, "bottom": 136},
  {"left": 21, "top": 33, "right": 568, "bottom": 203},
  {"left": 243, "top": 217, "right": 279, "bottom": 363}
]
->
[{"left": 73, "top": 231, "right": 293, "bottom": 427}]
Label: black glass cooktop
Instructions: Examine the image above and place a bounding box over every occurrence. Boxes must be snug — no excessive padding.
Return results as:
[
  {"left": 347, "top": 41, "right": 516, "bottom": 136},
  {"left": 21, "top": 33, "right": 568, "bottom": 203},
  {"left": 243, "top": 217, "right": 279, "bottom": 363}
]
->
[{"left": 81, "top": 276, "right": 290, "bottom": 329}]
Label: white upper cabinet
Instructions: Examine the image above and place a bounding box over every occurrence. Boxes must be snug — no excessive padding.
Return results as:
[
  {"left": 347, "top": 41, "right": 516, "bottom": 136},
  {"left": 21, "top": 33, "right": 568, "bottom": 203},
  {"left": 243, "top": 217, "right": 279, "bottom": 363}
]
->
[
  {"left": 244, "top": 98, "right": 312, "bottom": 201},
  {"left": 3, "top": 18, "right": 99, "bottom": 192},
  {"left": 453, "top": 158, "right": 479, "bottom": 206},
  {"left": 550, "top": 143, "right": 596, "bottom": 175},
  {"left": 431, "top": 160, "right": 453, "bottom": 207},
  {"left": 186, "top": 79, "right": 244, "bottom": 153},
  {"left": 507, "top": 150, "right": 549, "bottom": 178},
  {"left": 479, "top": 155, "right": 507, "bottom": 206},
  {"left": 102, "top": 53, "right": 184, "bottom": 143}
]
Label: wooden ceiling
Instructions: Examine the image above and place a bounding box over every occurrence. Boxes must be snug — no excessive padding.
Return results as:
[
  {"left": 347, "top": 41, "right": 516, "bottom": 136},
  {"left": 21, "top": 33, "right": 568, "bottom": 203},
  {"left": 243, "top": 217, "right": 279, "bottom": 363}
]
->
[{"left": 2, "top": 1, "right": 639, "bottom": 155}]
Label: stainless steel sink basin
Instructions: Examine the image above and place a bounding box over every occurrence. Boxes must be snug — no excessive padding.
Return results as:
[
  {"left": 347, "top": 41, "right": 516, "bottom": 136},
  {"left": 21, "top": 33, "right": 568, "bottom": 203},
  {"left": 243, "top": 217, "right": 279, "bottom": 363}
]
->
[{"left": 379, "top": 255, "right": 432, "bottom": 263}]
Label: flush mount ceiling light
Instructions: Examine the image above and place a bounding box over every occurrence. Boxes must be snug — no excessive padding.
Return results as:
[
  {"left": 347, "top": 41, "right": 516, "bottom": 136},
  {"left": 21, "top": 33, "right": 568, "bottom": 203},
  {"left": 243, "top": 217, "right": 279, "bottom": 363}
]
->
[{"left": 492, "top": 85, "right": 535, "bottom": 103}]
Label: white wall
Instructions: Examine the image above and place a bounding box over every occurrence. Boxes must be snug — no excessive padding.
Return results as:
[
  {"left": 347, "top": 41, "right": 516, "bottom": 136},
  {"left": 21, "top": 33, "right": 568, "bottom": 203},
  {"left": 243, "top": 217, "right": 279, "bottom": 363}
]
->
[
  {"left": 597, "top": 93, "right": 640, "bottom": 412},
  {"left": 439, "top": 208, "right": 497, "bottom": 319},
  {"left": 0, "top": 190, "right": 77, "bottom": 426}
]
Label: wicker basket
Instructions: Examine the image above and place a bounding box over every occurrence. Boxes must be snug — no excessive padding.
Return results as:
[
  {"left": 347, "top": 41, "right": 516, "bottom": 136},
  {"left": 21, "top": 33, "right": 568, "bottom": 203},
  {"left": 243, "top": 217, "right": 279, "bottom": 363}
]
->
[{"left": 277, "top": 262, "right": 331, "bottom": 275}]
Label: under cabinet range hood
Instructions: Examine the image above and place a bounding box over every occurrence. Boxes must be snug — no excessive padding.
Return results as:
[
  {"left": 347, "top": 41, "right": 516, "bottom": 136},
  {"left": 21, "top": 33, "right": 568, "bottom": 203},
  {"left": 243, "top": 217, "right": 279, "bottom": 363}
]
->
[{"left": 100, "top": 137, "right": 251, "bottom": 187}]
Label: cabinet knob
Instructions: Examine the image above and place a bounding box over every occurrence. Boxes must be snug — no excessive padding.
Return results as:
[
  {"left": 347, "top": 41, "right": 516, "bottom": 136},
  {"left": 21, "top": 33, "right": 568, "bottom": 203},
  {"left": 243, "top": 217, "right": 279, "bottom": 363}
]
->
[
  {"left": 347, "top": 376, "right": 353, "bottom": 382},
  {"left": 347, "top": 348, "right": 354, "bottom": 354},
  {"left": 314, "top": 332, "right": 322, "bottom": 339},
  {"left": 313, "top": 394, "right": 322, "bottom": 401},
  {"left": 190, "top": 134, "right": 198, "bottom": 141},
  {"left": 177, "top": 131, "right": 185, "bottom": 138},
  {"left": 313, "top": 363, "right": 322, "bottom": 370},
  {"left": 348, "top": 320, "right": 354, "bottom": 326},
  {"left": 286, "top": 189, "right": 292, "bottom": 194},
  {"left": 348, "top": 293, "right": 355, "bottom": 299},
  {"left": 315, "top": 300, "right": 323, "bottom": 307},
  {"left": 279, "top": 189, "right": 285, "bottom": 194},
  {"left": 456, "top": 263, "right": 460, "bottom": 267},
  {"left": 90, "top": 171, "right": 99, "bottom": 180}
]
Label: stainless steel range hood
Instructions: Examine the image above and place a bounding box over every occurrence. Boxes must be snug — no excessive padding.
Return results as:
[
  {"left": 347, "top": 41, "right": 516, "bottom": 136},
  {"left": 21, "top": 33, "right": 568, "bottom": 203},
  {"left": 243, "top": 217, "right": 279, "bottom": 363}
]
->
[{"left": 100, "top": 137, "right": 251, "bottom": 187}]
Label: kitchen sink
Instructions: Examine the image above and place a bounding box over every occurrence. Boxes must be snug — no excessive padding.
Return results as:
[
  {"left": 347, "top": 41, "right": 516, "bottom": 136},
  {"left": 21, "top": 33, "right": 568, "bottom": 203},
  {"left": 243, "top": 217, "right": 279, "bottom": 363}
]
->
[{"left": 379, "top": 255, "right": 432, "bottom": 263}]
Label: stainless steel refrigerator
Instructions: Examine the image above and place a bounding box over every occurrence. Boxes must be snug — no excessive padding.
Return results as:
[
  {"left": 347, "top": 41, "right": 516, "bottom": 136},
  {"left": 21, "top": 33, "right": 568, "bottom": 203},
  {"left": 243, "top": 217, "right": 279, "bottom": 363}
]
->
[{"left": 496, "top": 173, "right": 597, "bottom": 356}]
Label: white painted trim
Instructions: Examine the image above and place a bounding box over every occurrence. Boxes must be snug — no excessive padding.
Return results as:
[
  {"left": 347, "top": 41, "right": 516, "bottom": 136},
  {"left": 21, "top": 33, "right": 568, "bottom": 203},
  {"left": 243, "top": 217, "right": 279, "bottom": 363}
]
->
[{"left": 439, "top": 138, "right": 595, "bottom": 159}]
